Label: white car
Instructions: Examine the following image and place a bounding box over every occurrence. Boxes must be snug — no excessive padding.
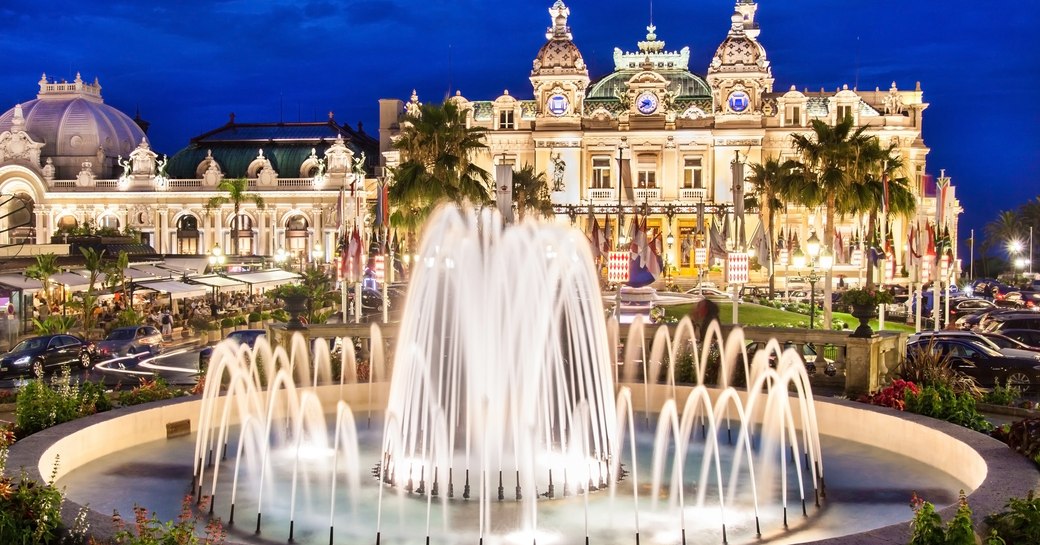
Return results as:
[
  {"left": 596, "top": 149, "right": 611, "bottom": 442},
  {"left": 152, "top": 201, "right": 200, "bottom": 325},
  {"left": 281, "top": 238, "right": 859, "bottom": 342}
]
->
[{"left": 683, "top": 286, "right": 734, "bottom": 302}]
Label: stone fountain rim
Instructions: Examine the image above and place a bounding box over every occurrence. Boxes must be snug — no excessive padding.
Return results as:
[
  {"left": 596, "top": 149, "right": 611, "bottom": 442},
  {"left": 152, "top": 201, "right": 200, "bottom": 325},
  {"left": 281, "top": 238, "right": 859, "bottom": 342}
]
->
[{"left": 4, "top": 392, "right": 1037, "bottom": 545}]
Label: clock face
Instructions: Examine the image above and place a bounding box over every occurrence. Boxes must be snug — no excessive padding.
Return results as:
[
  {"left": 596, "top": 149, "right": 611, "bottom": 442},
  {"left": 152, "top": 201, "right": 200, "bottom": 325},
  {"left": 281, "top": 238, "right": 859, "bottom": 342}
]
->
[
  {"left": 727, "top": 90, "right": 750, "bottom": 113},
  {"left": 636, "top": 91, "right": 659, "bottom": 115},
  {"left": 547, "top": 94, "right": 569, "bottom": 116}
]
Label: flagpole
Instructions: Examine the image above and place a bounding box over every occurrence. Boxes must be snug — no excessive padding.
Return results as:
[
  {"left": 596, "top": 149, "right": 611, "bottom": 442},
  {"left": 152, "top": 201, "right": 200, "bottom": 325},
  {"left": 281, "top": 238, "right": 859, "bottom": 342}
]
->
[{"left": 969, "top": 229, "right": 974, "bottom": 282}]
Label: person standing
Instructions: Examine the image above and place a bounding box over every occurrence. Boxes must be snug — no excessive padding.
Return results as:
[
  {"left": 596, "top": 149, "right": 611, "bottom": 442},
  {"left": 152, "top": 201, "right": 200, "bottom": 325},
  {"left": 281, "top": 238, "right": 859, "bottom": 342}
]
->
[{"left": 161, "top": 308, "right": 173, "bottom": 339}]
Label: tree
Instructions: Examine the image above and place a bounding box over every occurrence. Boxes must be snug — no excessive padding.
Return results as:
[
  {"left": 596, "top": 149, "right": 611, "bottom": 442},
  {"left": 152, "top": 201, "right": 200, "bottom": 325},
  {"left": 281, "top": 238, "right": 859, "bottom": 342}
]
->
[
  {"left": 389, "top": 101, "right": 492, "bottom": 249},
  {"left": 511, "top": 164, "right": 554, "bottom": 221},
  {"left": 985, "top": 210, "right": 1023, "bottom": 259},
  {"left": 205, "top": 178, "right": 266, "bottom": 256},
  {"left": 790, "top": 117, "right": 874, "bottom": 324},
  {"left": 746, "top": 158, "right": 802, "bottom": 297},
  {"left": 840, "top": 143, "right": 916, "bottom": 289},
  {"left": 24, "top": 253, "right": 59, "bottom": 305},
  {"left": 76, "top": 247, "right": 105, "bottom": 334}
]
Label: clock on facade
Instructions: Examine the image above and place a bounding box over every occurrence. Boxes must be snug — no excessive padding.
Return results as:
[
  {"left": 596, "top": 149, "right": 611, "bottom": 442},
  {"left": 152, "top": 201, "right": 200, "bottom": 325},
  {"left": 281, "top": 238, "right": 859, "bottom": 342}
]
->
[
  {"left": 636, "top": 91, "right": 659, "bottom": 115},
  {"left": 547, "top": 94, "right": 569, "bottom": 116},
  {"left": 727, "top": 90, "right": 750, "bottom": 113}
]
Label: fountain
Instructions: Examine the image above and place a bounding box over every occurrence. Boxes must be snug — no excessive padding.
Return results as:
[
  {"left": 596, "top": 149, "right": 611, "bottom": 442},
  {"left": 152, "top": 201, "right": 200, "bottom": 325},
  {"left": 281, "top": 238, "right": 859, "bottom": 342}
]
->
[{"left": 40, "top": 204, "right": 999, "bottom": 545}]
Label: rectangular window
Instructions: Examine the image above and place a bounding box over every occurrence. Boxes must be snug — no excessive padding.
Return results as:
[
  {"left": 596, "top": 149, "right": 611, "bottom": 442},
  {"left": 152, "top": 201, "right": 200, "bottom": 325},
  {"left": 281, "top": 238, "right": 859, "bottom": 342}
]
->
[
  {"left": 837, "top": 105, "right": 853, "bottom": 122},
  {"left": 637, "top": 170, "right": 656, "bottom": 188},
  {"left": 787, "top": 106, "right": 800, "bottom": 126},
  {"left": 592, "top": 157, "right": 612, "bottom": 188},
  {"left": 682, "top": 158, "right": 703, "bottom": 189},
  {"left": 498, "top": 110, "right": 515, "bottom": 130}
]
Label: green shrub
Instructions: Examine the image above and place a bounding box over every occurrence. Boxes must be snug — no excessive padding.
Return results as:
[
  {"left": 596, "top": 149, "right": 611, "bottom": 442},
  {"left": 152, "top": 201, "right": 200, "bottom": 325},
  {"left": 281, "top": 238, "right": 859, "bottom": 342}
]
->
[
  {"left": 905, "top": 384, "right": 993, "bottom": 432},
  {"left": 999, "top": 418, "right": 1040, "bottom": 463},
  {"left": 981, "top": 380, "right": 1022, "bottom": 407},
  {"left": 115, "top": 377, "right": 184, "bottom": 407},
  {"left": 15, "top": 367, "right": 109, "bottom": 438},
  {"left": 909, "top": 491, "right": 976, "bottom": 545},
  {"left": 902, "top": 342, "right": 982, "bottom": 397},
  {"left": 984, "top": 490, "right": 1040, "bottom": 544},
  {"left": 111, "top": 495, "right": 226, "bottom": 545},
  {"left": 247, "top": 311, "right": 261, "bottom": 323},
  {"left": 219, "top": 317, "right": 235, "bottom": 328},
  {"left": 0, "top": 426, "right": 88, "bottom": 545}
]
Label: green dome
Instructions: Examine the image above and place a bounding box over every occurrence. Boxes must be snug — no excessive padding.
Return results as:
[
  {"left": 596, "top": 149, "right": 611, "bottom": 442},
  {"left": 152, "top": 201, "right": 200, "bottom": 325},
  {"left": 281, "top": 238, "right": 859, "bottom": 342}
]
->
[{"left": 587, "top": 69, "right": 711, "bottom": 100}]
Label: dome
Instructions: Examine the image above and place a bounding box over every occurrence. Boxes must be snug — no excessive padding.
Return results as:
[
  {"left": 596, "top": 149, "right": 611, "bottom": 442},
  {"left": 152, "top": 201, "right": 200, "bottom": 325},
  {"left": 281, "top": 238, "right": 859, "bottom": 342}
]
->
[
  {"left": 531, "top": 1, "right": 587, "bottom": 76},
  {"left": 533, "top": 39, "right": 585, "bottom": 72},
  {"left": 712, "top": 34, "right": 765, "bottom": 68},
  {"left": 588, "top": 69, "right": 710, "bottom": 99},
  {"left": 0, "top": 73, "right": 146, "bottom": 178}
]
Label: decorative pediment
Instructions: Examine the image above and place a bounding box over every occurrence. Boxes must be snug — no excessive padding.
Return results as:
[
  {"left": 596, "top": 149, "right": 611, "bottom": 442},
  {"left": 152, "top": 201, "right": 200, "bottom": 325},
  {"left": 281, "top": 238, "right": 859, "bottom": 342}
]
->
[
  {"left": 0, "top": 129, "right": 45, "bottom": 167},
  {"left": 128, "top": 137, "right": 158, "bottom": 175}
]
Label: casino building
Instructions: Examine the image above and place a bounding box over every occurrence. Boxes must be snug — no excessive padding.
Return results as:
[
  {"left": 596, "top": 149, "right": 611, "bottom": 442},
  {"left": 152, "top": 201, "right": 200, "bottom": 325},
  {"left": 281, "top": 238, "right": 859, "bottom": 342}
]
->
[{"left": 378, "top": 0, "right": 961, "bottom": 288}]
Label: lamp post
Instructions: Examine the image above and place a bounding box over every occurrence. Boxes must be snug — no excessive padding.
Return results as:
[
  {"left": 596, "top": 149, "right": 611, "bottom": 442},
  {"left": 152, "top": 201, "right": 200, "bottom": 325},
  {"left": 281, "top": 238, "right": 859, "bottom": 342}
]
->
[
  {"left": 273, "top": 247, "right": 288, "bottom": 270},
  {"left": 792, "top": 232, "right": 832, "bottom": 329},
  {"left": 208, "top": 245, "right": 226, "bottom": 272},
  {"left": 312, "top": 242, "right": 324, "bottom": 266},
  {"left": 665, "top": 232, "right": 675, "bottom": 284},
  {"left": 1009, "top": 240, "right": 1024, "bottom": 285}
]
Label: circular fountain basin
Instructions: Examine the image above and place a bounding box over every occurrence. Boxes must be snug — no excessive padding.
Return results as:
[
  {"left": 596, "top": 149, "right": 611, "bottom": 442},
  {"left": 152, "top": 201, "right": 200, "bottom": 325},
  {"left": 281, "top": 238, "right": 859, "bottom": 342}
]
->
[{"left": 7, "top": 383, "right": 1035, "bottom": 545}]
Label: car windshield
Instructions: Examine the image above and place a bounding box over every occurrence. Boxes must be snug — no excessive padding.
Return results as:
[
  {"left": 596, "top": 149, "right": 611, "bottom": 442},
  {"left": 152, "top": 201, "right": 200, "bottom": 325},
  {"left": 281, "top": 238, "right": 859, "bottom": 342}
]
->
[
  {"left": 12, "top": 338, "right": 46, "bottom": 352},
  {"left": 107, "top": 329, "right": 135, "bottom": 341}
]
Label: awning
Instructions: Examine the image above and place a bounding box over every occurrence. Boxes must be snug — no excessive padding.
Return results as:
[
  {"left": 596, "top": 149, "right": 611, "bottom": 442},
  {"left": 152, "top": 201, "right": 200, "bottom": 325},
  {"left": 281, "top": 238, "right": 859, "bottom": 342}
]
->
[
  {"left": 225, "top": 269, "right": 301, "bottom": 289},
  {"left": 0, "top": 274, "right": 43, "bottom": 292},
  {"left": 130, "top": 265, "right": 175, "bottom": 278},
  {"left": 122, "top": 268, "right": 161, "bottom": 281},
  {"left": 161, "top": 257, "right": 209, "bottom": 276},
  {"left": 136, "top": 280, "right": 208, "bottom": 300},
  {"left": 52, "top": 271, "right": 95, "bottom": 292},
  {"left": 188, "top": 275, "right": 249, "bottom": 292}
]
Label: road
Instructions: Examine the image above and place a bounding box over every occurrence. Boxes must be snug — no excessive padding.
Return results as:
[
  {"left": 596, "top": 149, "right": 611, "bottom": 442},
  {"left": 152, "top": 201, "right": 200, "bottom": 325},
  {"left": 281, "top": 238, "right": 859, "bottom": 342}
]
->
[{"left": 0, "top": 346, "right": 204, "bottom": 392}]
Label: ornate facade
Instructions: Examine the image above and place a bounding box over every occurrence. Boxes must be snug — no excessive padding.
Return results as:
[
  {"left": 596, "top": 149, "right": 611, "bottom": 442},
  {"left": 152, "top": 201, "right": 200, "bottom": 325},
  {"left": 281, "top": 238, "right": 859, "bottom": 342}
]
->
[
  {"left": 379, "top": 0, "right": 961, "bottom": 288},
  {"left": 0, "top": 75, "right": 377, "bottom": 262}
]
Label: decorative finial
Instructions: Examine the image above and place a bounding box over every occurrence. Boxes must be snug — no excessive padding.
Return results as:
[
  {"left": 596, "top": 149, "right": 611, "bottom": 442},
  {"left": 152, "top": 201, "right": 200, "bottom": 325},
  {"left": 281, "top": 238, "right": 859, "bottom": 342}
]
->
[{"left": 546, "top": 0, "right": 572, "bottom": 40}]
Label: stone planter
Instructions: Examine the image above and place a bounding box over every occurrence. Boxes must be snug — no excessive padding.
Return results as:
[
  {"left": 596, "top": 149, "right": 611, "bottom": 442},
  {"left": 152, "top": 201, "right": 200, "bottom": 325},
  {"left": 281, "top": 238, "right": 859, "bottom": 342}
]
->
[
  {"left": 221, "top": 326, "right": 233, "bottom": 338},
  {"left": 209, "top": 330, "right": 221, "bottom": 343},
  {"left": 282, "top": 294, "right": 309, "bottom": 330},
  {"left": 249, "top": 321, "right": 261, "bottom": 329},
  {"left": 849, "top": 305, "right": 877, "bottom": 338}
]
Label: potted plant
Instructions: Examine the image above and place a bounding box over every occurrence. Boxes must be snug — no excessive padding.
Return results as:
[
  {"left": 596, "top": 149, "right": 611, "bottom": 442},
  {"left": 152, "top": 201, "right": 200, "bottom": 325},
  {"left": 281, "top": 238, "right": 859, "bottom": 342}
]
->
[
  {"left": 220, "top": 317, "right": 236, "bottom": 337},
  {"left": 234, "top": 315, "right": 247, "bottom": 331},
  {"left": 248, "top": 311, "right": 262, "bottom": 329},
  {"left": 208, "top": 321, "right": 222, "bottom": 343},
  {"left": 840, "top": 288, "right": 895, "bottom": 338},
  {"left": 269, "top": 283, "right": 310, "bottom": 330}
]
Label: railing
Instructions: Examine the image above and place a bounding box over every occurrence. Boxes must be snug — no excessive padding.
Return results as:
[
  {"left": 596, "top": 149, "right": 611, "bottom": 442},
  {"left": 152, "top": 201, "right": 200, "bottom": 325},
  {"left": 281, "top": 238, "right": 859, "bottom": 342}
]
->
[
  {"left": 170, "top": 179, "right": 202, "bottom": 189},
  {"left": 679, "top": 188, "right": 708, "bottom": 201},
  {"left": 277, "top": 178, "right": 316, "bottom": 188},
  {"left": 634, "top": 188, "right": 661, "bottom": 201},
  {"left": 587, "top": 188, "right": 616, "bottom": 201},
  {"left": 50, "top": 180, "right": 76, "bottom": 189},
  {"left": 95, "top": 180, "right": 117, "bottom": 189}
]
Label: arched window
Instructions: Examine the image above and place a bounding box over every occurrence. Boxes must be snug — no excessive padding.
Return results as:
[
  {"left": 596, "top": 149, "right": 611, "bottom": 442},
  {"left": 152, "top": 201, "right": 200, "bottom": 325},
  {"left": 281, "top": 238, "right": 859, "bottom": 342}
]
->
[
  {"left": 4, "top": 193, "right": 35, "bottom": 244},
  {"left": 230, "top": 213, "right": 254, "bottom": 255},
  {"left": 176, "top": 215, "right": 200, "bottom": 255},
  {"left": 98, "top": 215, "right": 120, "bottom": 231},
  {"left": 285, "top": 214, "right": 309, "bottom": 256},
  {"left": 57, "top": 215, "right": 78, "bottom": 230}
]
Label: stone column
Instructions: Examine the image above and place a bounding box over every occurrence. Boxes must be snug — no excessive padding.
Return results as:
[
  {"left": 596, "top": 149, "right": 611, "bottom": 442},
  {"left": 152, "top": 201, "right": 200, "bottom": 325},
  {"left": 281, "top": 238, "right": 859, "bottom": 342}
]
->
[{"left": 34, "top": 204, "right": 47, "bottom": 243}]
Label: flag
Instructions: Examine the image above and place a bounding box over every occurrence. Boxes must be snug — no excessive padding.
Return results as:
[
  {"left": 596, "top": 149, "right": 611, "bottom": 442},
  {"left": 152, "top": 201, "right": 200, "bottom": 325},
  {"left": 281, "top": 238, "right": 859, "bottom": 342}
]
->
[
  {"left": 589, "top": 217, "right": 605, "bottom": 260},
  {"left": 602, "top": 218, "right": 613, "bottom": 255},
  {"left": 619, "top": 156, "right": 635, "bottom": 203},
  {"left": 907, "top": 223, "right": 920, "bottom": 267},
  {"left": 336, "top": 186, "right": 345, "bottom": 233},
  {"left": 350, "top": 225, "right": 364, "bottom": 282},
  {"left": 374, "top": 181, "right": 389, "bottom": 227},
  {"left": 646, "top": 232, "right": 663, "bottom": 278},
  {"left": 835, "top": 230, "right": 845, "bottom": 263},
  {"left": 925, "top": 221, "right": 937, "bottom": 261}
]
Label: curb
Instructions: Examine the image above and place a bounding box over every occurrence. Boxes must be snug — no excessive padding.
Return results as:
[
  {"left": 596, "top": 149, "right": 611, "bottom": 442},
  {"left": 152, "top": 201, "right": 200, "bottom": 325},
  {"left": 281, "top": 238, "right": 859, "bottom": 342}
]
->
[{"left": 978, "top": 402, "right": 1040, "bottom": 419}]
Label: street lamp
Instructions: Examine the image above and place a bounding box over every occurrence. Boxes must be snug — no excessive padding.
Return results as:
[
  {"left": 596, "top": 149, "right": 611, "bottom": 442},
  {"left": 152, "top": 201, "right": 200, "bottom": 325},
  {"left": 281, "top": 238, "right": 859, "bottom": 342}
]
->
[
  {"left": 1009, "top": 240, "right": 1024, "bottom": 284},
  {"left": 273, "top": 247, "right": 288, "bottom": 269},
  {"left": 208, "top": 245, "right": 226, "bottom": 272},
  {"left": 793, "top": 232, "right": 831, "bottom": 329},
  {"left": 312, "top": 242, "right": 324, "bottom": 268}
]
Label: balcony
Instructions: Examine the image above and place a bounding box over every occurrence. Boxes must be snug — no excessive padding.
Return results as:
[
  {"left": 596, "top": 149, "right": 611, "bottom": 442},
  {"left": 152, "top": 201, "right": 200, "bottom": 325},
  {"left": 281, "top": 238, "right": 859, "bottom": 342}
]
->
[
  {"left": 587, "top": 188, "right": 616, "bottom": 202},
  {"left": 634, "top": 188, "right": 661, "bottom": 202},
  {"left": 679, "top": 188, "right": 708, "bottom": 201}
]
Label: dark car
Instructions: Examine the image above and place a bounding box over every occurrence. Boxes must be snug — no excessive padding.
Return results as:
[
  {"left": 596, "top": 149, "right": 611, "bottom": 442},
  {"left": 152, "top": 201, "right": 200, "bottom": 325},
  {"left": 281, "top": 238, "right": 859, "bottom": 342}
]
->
[
  {"left": 0, "top": 334, "right": 95, "bottom": 378},
  {"left": 982, "top": 312, "right": 1040, "bottom": 333},
  {"left": 907, "top": 337, "right": 1040, "bottom": 389},
  {"left": 199, "top": 329, "right": 266, "bottom": 369},
  {"left": 979, "top": 331, "right": 1040, "bottom": 353},
  {"left": 999, "top": 329, "right": 1040, "bottom": 349},
  {"left": 95, "top": 326, "right": 164, "bottom": 359}
]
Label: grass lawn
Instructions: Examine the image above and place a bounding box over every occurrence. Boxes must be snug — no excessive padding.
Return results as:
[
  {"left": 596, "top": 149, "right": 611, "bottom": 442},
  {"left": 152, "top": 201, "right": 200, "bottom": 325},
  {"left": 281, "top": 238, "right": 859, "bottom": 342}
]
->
[{"left": 664, "top": 302, "right": 916, "bottom": 332}]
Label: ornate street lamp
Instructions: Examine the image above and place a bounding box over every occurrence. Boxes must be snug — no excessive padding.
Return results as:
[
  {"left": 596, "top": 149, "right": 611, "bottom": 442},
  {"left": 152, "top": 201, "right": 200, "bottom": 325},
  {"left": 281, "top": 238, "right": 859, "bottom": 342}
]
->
[
  {"left": 794, "top": 232, "right": 832, "bottom": 330},
  {"left": 208, "top": 245, "right": 226, "bottom": 272}
]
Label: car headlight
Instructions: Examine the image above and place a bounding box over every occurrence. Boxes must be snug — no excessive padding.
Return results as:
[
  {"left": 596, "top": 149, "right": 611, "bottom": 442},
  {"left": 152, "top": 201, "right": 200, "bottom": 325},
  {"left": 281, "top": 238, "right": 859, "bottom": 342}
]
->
[{"left": 14, "top": 355, "right": 30, "bottom": 366}]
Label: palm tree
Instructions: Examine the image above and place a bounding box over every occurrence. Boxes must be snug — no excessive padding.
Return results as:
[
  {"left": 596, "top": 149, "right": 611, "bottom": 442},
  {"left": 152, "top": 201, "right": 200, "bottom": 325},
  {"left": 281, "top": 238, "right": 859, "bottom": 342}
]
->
[
  {"left": 791, "top": 117, "right": 874, "bottom": 324},
  {"left": 205, "top": 178, "right": 266, "bottom": 256},
  {"left": 841, "top": 144, "right": 916, "bottom": 289},
  {"left": 985, "top": 210, "right": 1024, "bottom": 259},
  {"left": 24, "top": 253, "right": 60, "bottom": 305},
  {"left": 745, "top": 158, "right": 802, "bottom": 297},
  {"left": 389, "top": 101, "right": 492, "bottom": 249},
  {"left": 78, "top": 247, "right": 106, "bottom": 333},
  {"left": 511, "top": 164, "right": 554, "bottom": 221}
]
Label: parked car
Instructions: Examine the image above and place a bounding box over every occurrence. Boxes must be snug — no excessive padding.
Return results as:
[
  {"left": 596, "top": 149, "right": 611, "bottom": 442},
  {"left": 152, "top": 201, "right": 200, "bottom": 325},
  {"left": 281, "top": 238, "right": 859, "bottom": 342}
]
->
[
  {"left": 684, "top": 286, "right": 733, "bottom": 302},
  {"left": 981, "top": 312, "right": 1040, "bottom": 333},
  {"left": 978, "top": 331, "right": 1040, "bottom": 354},
  {"left": 998, "top": 329, "right": 1040, "bottom": 349},
  {"left": 95, "top": 326, "right": 165, "bottom": 359},
  {"left": 910, "top": 331, "right": 1040, "bottom": 361},
  {"left": 906, "top": 337, "right": 1040, "bottom": 389},
  {"left": 0, "top": 334, "right": 95, "bottom": 378},
  {"left": 745, "top": 341, "right": 836, "bottom": 376},
  {"left": 199, "top": 329, "right": 266, "bottom": 369}
]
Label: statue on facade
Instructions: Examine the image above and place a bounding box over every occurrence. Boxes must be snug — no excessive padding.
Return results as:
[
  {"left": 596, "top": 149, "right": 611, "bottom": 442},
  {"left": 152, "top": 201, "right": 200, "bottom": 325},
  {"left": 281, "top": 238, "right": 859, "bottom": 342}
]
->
[{"left": 550, "top": 149, "right": 565, "bottom": 191}]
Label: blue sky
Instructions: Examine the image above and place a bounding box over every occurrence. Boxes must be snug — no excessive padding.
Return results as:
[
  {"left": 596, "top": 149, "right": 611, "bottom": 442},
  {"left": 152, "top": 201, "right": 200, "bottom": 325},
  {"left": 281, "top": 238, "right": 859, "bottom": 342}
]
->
[{"left": 1, "top": 0, "right": 1036, "bottom": 247}]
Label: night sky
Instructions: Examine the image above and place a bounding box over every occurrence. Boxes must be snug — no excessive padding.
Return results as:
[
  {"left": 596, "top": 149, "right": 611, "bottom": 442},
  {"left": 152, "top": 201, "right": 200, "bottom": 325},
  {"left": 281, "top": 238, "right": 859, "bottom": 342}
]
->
[{"left": 1, "top": 0, "right": 1036, "bottom": 249}]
